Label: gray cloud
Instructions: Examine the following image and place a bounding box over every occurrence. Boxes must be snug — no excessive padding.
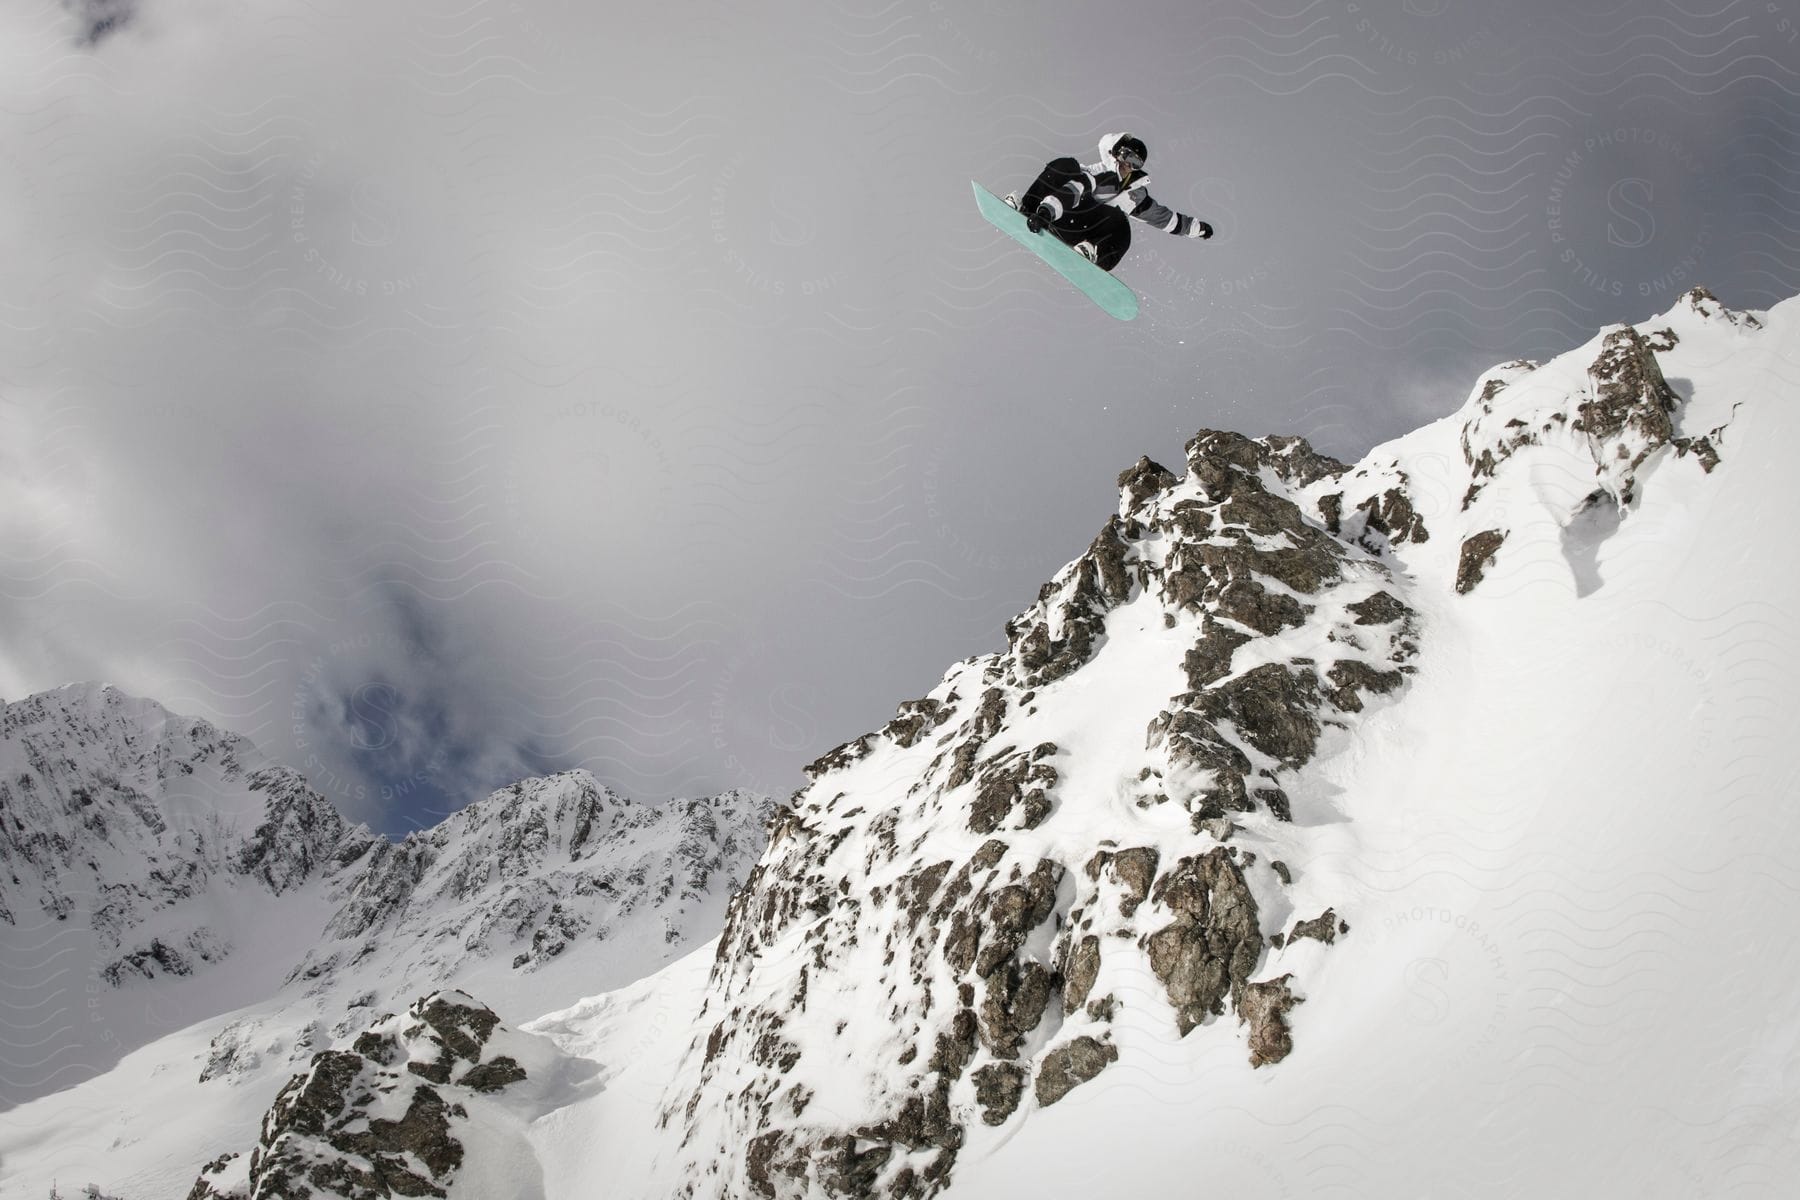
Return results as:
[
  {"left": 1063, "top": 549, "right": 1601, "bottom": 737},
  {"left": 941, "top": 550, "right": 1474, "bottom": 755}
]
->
[
  {"left": 2, "top": 0, "right": 1796, "bottom": 832},
  {"left": 63, "top": 0, "right": 136, "bottom": 45}
]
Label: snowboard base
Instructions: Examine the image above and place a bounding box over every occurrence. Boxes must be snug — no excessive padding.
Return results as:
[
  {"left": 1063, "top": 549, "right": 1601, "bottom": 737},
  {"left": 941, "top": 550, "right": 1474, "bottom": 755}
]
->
[{"left": 972, "top": 181, "right": 1139, "bottom": 321}]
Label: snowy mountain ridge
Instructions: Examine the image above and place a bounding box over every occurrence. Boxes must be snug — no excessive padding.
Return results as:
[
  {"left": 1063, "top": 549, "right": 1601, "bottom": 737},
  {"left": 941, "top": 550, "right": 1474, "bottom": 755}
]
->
[
  {"left": 5, "top": 286, "right": 1797, "bottom": 1200},
  {"left": 624, "top": 285, "right": 1783, "bottom": 1198},
  {"left": 0, "top": 683, "right": 346, "bottom": 936},
  {"left": 289, "top": 771, "right": 770, "bottom": 1006},
  {"left": 658, "top": 389, "right": 1425, "bottom": 1197},
  {"left": 0, "top": 684, "right": 771, "bottom": 1195},
  {"left": 0, "top": 684, "right": 365, "bottom": 1108}
]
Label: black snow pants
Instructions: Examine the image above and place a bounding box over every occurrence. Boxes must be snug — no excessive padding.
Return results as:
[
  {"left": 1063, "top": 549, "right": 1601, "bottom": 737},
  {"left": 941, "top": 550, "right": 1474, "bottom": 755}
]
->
[{"left": 1019, "top": 157, "right": 1131, "bottom": 271}]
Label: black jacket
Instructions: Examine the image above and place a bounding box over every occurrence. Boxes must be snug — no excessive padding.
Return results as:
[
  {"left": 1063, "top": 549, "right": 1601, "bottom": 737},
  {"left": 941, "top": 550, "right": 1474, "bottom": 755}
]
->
[{"left": 1037, "top": 132, "right": 1207, "bottom": 238}]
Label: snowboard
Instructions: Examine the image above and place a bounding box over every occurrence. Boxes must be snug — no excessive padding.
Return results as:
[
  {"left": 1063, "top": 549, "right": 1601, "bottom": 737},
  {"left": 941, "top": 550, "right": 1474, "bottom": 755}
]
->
[{"left": 972, "top": 181, "right": 1139, "bottom": 321}]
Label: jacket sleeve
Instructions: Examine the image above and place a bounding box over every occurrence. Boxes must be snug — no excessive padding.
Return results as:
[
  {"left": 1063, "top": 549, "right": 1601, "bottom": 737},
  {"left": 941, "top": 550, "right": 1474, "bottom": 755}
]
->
[{"left": 1125, "top": 184, "right": 1203, "bottom": 236}]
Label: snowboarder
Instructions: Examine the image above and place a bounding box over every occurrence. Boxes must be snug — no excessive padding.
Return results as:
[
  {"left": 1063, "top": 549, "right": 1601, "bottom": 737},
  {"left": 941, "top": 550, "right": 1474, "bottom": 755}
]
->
[{"left": 1008, "top": 133, "right": 1214, "bottom": 271}]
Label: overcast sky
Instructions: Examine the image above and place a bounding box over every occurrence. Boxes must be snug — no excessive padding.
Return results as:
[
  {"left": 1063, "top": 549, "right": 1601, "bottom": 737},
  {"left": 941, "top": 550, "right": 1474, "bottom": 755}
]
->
[{"left": 2, "top": 0, "right": 1796, "bottom": 833}]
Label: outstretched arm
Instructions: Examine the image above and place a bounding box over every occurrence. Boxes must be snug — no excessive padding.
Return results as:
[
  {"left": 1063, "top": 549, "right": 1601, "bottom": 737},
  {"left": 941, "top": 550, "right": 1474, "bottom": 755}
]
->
[{"left": 1125, "top": 184, "right": 1213, "bottom": 239}]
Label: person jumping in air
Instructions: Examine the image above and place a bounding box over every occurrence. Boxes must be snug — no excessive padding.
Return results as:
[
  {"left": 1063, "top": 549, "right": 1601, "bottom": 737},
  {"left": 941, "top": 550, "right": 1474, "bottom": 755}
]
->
[{"left": 1007, "top": 132, "right": 1214, "bottom": 270}]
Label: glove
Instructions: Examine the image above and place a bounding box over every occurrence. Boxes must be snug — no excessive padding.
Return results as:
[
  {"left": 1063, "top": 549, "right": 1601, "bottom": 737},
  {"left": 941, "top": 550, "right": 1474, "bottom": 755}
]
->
[
  {"left": 1026, "top": 204, "right": 1053, "bottom": 234},
  {"left": 1188, "top": 220, "right": 1214, "bottom": 240}
]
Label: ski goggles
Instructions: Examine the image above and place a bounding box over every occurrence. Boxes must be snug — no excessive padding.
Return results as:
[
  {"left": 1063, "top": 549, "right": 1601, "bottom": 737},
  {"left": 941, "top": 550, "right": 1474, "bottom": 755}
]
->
[{"left": 1115, "top": 146, "right": 1145, "bottom": 171}]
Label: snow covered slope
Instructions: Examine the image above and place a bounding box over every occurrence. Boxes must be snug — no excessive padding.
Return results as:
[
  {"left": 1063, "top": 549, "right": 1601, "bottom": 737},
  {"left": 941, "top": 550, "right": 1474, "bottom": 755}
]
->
[
  {"left": 10, "top": 286, "right": 1795, "bottom": 1200},
  {"left": 516, "top": 287, "right": 1797, "bottom": 1199},
  {"left": 937, "top": 289, "right": 1800, "bottom": 1199},
  {"left": 932, "top": 288, "right": 1800, "bottom": 1199},
  {"left": 0, "top": 687, "right": 769, "bottom": 1198},
  {"left": 660, "top": 440, "right": 1415, "bottom": 1195}
]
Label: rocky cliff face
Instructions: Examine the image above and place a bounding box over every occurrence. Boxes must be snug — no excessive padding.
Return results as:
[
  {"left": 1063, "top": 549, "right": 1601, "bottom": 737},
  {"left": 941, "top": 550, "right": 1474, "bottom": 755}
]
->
[
  {"left": 657, "top": 287, "right": 1752, "bottom": 1199},
  {"left": 1446, "top": 287, "right": 1746, "bottom": 597},
  {"left": 236, "top": 767, "right": 380, "bottom": 896},
  {"left": 663, "top": 426, "right": 1417, "bottom": 1197}
]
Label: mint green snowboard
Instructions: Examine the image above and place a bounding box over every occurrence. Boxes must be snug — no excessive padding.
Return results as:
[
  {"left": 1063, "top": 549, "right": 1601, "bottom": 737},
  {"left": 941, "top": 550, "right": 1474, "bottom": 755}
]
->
[{"left": 972, "top": 181, "right": 1139, "bottom": 321}]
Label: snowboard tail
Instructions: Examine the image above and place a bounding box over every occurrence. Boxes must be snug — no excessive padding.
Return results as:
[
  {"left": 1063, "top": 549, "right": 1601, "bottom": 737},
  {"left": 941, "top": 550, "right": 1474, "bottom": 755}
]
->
[{"left": 972, "top": 182, "right": 1139, "bottom": 321}]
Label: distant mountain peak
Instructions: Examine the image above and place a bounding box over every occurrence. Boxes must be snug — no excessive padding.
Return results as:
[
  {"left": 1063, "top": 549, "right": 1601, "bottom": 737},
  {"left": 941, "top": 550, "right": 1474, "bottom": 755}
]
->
[{"left": 0, "top": 683, "right": 771, "bottom": 1114}]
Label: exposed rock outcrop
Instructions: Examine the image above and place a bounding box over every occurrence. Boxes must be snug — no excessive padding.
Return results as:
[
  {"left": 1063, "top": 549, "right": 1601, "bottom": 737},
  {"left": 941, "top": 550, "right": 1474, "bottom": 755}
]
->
[
  {"left": 1034, "top": 1036, "right": 1118, "bottom": 1106},
  {"left": 1453, "top": 288, "right": 1740, "bottom": 533},
  {"left": 1287, "top": 908, "right": 1344, "bottom": 946},
  {"left": 1144, "top": 849, "right": 1263, "bottom": 1034},
  {"left": 666, "top": 427, "right": 1418, "bottom": 1198},
  {"left": 186, "top": 991, "right": 565, "bottom": 1200},
  {"left": 1239, "top": 975, "right": 1302, "bottom": 1067},
  {"left": 1456, "top": 529, "right": 1508, "bottom": 595},
  {"left": 1578, "top": 327, "right": 1681, "bottom": 504}
]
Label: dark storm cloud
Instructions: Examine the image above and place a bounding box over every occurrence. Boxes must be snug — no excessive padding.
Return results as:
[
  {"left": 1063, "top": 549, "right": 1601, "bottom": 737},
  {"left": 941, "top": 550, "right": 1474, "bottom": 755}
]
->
[
  {"left": 1, "top": 0, "right": 1795, "bottom": 832},
  {"left": 65, "top": 0, "right": 137, "bottom": 45}
]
